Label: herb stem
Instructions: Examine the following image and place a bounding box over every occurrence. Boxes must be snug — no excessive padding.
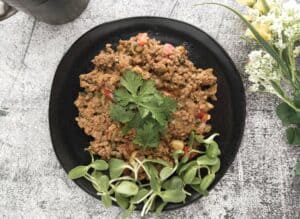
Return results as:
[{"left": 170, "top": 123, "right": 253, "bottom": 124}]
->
[
  {"left": 133, "top": 190, "right": 154, "bottom": 204},
  {"left": 134, "top": 158, "right": 152, "bottom": 180},
  {"left": 109, "top": 176, "right": 135, "bottom": 184}
]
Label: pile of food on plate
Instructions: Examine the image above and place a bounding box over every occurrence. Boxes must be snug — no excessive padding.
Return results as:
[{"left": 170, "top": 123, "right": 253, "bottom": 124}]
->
[{"left": 68, "top": 33, "right": 221, "bottom": 217}]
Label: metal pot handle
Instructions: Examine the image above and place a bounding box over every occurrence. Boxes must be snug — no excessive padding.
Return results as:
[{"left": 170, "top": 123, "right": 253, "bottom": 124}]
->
[{"left": 0, "top": 1, "right": 17, "bottom": 21}]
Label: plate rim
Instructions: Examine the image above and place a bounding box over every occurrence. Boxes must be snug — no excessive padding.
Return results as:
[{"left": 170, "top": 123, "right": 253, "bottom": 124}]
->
[{"left": 49, "top": 16, "right": 246, "bottom": 211}]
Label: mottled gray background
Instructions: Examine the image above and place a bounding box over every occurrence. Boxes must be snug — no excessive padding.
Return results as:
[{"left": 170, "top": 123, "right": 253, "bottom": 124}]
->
[{"left": 0, "top": 0, "right": 299, "bottom": 218}]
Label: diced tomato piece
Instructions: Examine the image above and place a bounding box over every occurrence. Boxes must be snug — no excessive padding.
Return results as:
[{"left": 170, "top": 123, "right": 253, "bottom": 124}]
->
[
  {"left": 137, "top": 33, "right": 148, "bottom": 46},
  {"left": 196, "top": 111, "right": 210, "bottom": 123},
  {"left": 196, "top": 111, "right": 205, "bottom": 120},
  {"left": 163, "top": 43, "right": 175, "bottom": 56},
  {"left": 183, "top": 146, "right": 189, "bottom": 154},
  {"left": 101, "top": 86, "right": 114, "bottom": 100}
]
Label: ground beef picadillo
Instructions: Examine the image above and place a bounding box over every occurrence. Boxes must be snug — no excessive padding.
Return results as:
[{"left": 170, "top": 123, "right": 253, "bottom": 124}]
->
[{"left": 74, "top": 33, "right": 217, "bottom": 166}]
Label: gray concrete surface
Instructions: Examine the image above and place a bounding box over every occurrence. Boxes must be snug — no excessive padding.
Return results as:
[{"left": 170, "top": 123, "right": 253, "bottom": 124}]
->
[{"left": 0, "top": 0, "right": 299, "bottom": 218}]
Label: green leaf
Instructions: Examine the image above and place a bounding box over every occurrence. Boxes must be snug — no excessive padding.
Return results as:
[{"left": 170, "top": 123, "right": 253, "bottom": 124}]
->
[
  {"left": 138, "top": 106, "right": 150, "bottom": 118},
  {"left": 197, "top": 155, "right": 218, "bottom": 166},
  {"left": 144, "top": 163, "right": 160, "bottom": 192},
  {"left": 121, "top": 203, "right": 135, "bottom": 219},
  {"left": 90, "top": 160, "right": 109, "bottom": 171},
  {"left": 91, "top": 170, "right": 103, "bottom": 192},
  {"left": 101, "top": 194, "right": 112, "bottom": 208},
  {"left": 172, "top": 150, "right": 184, "bottom": 160},
  {"left": 121, "top": 113, "right": 143, "bottom": 134},
  {"left": 109, "top": 158, "right": 128, "bottom": 179},
  {"left": 203, "top": 133, "right": 219, "bottom": 144},
  {"left": 210, "top": 158, "right": 221, "bottom": 173},
  {"left": 294, "top": 93, "right": 300, "bottom": 108},
  {"left": 91, "top": 170, "right": 102, "bottom": 179},
  {"left": 120, "top": 71, "right": 143, "bottom": 95},
  {"left": 133, "top": 123, "right": 160, "bottom": 148},
  {"left": 68, "top": 165, "right": 89, "bottom": 179},
  {"left": 115, "top": 181, "right": 139, "bottom": 197},
  {"left": 139, "top": 80, "right": 157, "bottom": 96},
  {"left": 181, "top": 154, "right": 189, "bottom": 164},
  {"left": 183, "top": 167, "right": 198, "bottom": 184},
  {"left": 295, "top": 162, "right": 300, "bottom": 176},
  {"left": 200, "top": 173, "right": 215, "bottom": 192},
  {"left": 160, "top": 166, "right": 174, "bottom": 181},
  {"left": 162, "top": 176, "right": 183, "bottom": 190},
  {"left": 276, "top": 102, "right": 300, "bottom": 125},
  {"left": 206, "top": 141, "right": 221, "bottom": 158},
  {"left": 144, "top": 159, "right": 172, "bottom": 167},
  {"left": 178, "top": 161, "right": 197, "bottom": 175},
  {"left": 286, "top": 127, "right": 300, "bottom": 145},
  {"left": 114, "top": 87, "right": 133, "bottom": 106},
  {"left": 190, "top": 184, "right": 209, "bottom": 196},
  {"left": 131, "top": 188, "right": 150, "bottom": 203},
  {"left": 190, "top": 177, "right": 202, "bottom": 185},
  {"left": 194, "top": 134, "right": 204, "bottom": 143},
  {"left": 159, "top": 189, "right": 186, "bottom": 203},
  {"left": 155, "top": 202, "right": 167, "bottom": 215},
  {"left": 98, "top": 175, "right": 110, "bottom": 192},
  {"left": 109, "top": 104, "right": 135, "bottom": 123},
  {"left": 115, "top": 193, "right": 129, "bottom": 209}
]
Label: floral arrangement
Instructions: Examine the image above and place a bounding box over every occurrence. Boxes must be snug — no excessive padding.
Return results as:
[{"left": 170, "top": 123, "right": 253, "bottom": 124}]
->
[{"left": 204, "top": 0, "right": 300, "bottom": 174}]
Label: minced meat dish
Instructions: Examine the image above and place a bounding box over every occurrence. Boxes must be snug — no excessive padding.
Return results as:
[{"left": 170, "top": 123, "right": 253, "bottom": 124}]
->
[{"left": 74, "top": 33, "right": 217, "bottom": 165}]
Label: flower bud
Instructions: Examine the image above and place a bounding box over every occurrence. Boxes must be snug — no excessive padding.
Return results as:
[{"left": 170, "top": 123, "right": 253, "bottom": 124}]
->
[
  {"left": 236, "top": 0, "right": 256, "bottom": 7},
  {"left": 170, "top": 140, "right": 184, "bottom": 150},
  {"left": 253, "top": 0, "right": 269, "bottom": 14},
  {"left": 245, "top": 22, "right": 272, "bottom": 41}
]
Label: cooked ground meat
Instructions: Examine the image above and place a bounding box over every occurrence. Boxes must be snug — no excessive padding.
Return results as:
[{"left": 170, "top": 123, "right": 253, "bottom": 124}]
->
[{"left": 75, "top": 33, "right": 217, "bottom": 166}]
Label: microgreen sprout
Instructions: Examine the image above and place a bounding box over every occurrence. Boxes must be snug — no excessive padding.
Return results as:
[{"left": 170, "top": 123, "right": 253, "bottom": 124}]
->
[{"left": 68, "top": 133, "right": 221, "bottom": 218}]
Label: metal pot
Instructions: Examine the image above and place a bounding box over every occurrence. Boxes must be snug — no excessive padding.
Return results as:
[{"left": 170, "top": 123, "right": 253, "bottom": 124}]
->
[{"left": 0, "top": 0, "right": 89, "bottom": 25}]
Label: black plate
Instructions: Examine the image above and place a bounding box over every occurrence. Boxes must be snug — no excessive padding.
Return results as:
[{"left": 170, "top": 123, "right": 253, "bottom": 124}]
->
[{"left": 49, "top": 17, "right": 246, "bottom": 211}]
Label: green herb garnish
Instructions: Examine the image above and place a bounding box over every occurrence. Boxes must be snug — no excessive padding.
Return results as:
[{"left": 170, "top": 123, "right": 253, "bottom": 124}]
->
[
  {"left": 110, "top": 71, "right": 177, "bottom": 148},
  {"left": 68, "top": 133, "right": 221, "bottom": 218}
]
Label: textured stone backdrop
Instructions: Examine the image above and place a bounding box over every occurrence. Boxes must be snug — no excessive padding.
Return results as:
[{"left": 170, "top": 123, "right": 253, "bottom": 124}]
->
[{"left": 0, "top": 0, "right": 299, "bottom": 218}]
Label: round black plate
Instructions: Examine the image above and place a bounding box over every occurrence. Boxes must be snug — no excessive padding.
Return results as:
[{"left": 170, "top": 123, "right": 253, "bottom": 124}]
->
[{"left": 49, "top": 17, "right": 246, "bottom": 211}]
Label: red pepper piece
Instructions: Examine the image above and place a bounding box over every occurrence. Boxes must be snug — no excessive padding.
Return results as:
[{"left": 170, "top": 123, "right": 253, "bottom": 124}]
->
[
  {"left": 183, "top": 146, "right": 189, "bottom": 154},
  {"left": 101, "top": 86, "right": 114, "bottom": 100}
]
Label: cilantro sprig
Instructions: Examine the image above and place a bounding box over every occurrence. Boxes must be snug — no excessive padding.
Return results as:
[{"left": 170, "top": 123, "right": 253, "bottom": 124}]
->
[{"left": 110, "top": 71, "right": 177, "bottom": 148}]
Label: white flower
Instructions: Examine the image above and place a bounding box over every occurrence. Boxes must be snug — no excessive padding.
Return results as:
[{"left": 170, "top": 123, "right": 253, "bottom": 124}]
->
[
  {"left": 244, "top": 0, "right": 300, "bottom": 48},
  {"left": 245, "top": 50, "right": 281, "bottom": 93},
  {"left": 294, "top": 46, "right": 300, "bottom": 57}
]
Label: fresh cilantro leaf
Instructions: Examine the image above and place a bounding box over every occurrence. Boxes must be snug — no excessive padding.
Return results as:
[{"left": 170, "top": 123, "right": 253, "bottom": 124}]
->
[
  {"left": 139, "top": 80, "right": 157, "bottom": 96},
  {"left": 120, "top": 71, "right": 143, "bottom": 96},
  {"left": 110, "top": 71, "right": 177, "bottom": 148},
  {"left": 286, "top": 127, "right": 300, "bottom": 146},
  {"left": 110, "top": 104, "right": 135, "bottom": 123},
  {"left": 115, "top": 88, "right": 133, "bottom": 106},
  {"left": 133, "top": 123, "right": 160, "bottom": 148},
  {"left": 122, "top": 113, "right": 144, "bottom": 134},
  {"left": 138, "top": 106, "right": 150, "bottom": 118}
]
